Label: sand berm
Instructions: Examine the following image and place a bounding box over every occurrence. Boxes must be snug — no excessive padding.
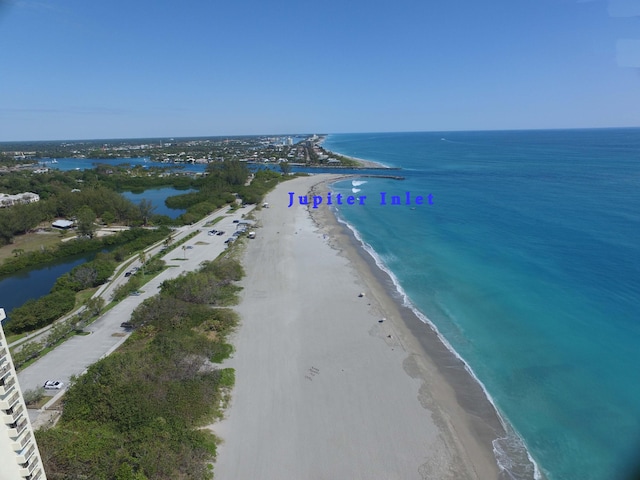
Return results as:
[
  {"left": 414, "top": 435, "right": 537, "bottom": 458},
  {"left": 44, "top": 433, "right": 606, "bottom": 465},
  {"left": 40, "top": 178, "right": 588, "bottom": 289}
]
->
[{"left": 211, "top": 174, "right": 505, "bottom": 480}]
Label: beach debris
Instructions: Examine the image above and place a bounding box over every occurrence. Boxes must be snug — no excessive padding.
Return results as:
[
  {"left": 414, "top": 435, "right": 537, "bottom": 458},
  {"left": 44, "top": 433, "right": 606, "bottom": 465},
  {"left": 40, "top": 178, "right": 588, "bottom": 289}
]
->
[{"left": 305, "top": 366, "right": 320, "bottom": 381}]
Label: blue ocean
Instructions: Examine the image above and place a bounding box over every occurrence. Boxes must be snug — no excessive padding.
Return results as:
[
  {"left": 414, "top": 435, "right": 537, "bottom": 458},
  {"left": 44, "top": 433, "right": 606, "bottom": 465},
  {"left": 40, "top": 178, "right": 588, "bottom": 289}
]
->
[{"left": 323, "top": 130, "right": 640, "bottom": 480}]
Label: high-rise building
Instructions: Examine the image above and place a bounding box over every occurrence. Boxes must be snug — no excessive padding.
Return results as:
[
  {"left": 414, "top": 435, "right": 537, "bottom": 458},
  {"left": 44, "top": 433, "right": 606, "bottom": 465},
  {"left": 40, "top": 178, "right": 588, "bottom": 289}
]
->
[{"left": 0, "top": 308, "right": 47, "bottom": 480}]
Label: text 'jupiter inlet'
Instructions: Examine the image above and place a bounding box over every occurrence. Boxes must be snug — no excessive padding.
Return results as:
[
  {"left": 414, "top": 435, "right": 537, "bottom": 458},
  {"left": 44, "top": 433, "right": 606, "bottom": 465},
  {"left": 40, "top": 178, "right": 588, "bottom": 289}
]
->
[{"left": 287, "top": 192, "right": 434, "bottom": 208}]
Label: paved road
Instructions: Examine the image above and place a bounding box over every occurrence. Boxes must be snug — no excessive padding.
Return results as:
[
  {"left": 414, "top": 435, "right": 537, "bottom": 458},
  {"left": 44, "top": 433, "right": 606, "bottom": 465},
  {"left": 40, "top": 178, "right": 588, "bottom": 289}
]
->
[{"left": 17, "top": 204, "right": 254, "bottom": 405}]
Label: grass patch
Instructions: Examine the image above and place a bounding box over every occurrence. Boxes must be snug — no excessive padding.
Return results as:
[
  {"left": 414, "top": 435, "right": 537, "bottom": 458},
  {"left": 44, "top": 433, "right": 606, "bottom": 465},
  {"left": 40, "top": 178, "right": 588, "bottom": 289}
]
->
[
  {"left": 29, "top": 395, "right": 54, "bottom": 409},
  {"left": 0, "top": 229, "right": 70, "bottom": 264},
  {"left": 218, "top": 368, "right": 235, "bottom": 388},
  {"left": 211, "top": 343, "right": 234, "bottom": 363},
  {"left": 204, "top": 216, "right": 225, "bottom": 227},
  {"left": 74, "top": 288, "right": 98, "bottom": 309},
  {"left": 5, "top": 332, "right": 27, "bottom": 344}
]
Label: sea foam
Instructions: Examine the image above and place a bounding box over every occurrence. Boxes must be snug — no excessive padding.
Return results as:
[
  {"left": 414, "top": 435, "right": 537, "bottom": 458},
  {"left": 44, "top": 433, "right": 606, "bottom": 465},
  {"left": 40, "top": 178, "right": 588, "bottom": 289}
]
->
[{"left": 334, "top": 211, "right": 541, "bottom": 480}]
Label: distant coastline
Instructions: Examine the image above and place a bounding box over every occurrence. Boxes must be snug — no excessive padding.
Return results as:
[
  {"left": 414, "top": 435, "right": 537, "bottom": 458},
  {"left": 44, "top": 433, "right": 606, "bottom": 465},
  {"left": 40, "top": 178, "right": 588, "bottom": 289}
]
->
[{"left": 316, "top": 134, "right": 390, "bottom": 169}]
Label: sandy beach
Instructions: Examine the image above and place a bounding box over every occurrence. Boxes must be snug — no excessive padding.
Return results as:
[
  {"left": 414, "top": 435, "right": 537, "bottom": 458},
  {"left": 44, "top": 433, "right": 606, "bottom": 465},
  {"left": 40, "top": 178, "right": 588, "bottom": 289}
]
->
[{"left": 212, "top": 174, "right": 505, "bottom": 479}]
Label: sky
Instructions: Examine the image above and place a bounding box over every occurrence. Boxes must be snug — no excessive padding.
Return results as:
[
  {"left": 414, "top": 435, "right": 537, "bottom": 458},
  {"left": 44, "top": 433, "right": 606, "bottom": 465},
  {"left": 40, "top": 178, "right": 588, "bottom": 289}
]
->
[{"left": 0, "top": 0, "right": 638, "bottom": 141}]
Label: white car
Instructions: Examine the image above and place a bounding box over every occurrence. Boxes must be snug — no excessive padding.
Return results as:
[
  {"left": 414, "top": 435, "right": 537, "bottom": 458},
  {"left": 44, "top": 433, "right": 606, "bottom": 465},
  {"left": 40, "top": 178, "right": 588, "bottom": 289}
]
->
[{"left": 43, "top": 380, "right": 64, "bottom": 390}]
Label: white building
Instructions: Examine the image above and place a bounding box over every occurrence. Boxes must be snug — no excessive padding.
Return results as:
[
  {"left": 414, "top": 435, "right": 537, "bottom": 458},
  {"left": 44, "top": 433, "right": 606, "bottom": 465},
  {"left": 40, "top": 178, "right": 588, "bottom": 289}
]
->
[
  {"left": 0, "top": 308, "right": 47, "bottom": 480},
  {"left": 0, "top": 192, "right": 40, "bottom": 208}
]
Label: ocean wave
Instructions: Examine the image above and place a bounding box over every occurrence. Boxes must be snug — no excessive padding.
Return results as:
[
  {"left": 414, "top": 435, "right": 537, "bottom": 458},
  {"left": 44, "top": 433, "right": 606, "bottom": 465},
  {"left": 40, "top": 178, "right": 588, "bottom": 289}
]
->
[
  {"left": 334, "top": 214, "right": 542, "bottom": 480},
  {"left": 351, "top": 188, "right": 361, "bottom": 193},
  {"left": 351, "top": 180, "right": 367, "bottom": 187}
]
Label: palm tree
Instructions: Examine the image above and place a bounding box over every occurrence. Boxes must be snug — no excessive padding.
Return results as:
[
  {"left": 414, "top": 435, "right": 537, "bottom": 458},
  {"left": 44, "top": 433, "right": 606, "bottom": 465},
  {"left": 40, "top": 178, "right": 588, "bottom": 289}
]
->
[{"left": 139, "top": 251, "right": 147, "bottom": 276}]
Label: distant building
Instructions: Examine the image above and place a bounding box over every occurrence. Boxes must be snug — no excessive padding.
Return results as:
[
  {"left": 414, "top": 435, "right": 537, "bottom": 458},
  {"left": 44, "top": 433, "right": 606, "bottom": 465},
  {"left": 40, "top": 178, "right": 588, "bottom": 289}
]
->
[
  {"left": 52, "top": 220, "right": 74, "bottom": 229},
  {"left": 0, "top": 193, "right": 40, "bottom": 208},
  {"left": 0, "top": 308, "right": 48, "bottom": 480}
]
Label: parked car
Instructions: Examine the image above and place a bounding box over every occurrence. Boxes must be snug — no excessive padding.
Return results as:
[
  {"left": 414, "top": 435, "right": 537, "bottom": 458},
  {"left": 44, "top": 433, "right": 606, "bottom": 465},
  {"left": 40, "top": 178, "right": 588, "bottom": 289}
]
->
[
  {"left": 217, "top": 231, "right": 225, "bottom": 236},
  {"left": 121, "top": 322, "right": 134, "bottom": 329},
  {"left": 124, "top": 271, "right": 132, "bottom": 277},
  {"left": 43, "top": 380, "right": 64, "bottom": 390}
]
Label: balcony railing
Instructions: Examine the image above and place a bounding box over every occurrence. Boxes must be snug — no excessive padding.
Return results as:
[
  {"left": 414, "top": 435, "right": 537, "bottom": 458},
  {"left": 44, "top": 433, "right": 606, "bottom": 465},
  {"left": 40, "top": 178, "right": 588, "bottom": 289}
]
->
[
  {"left": 16, "top": 443, "right": 35, "bottom": 464},
  {"left": 0, "top": 374, "right": 16, "bottom": 395},
  {"left": 19, "top": 457, "right": 38, "bottom": 477},
  {"left": 0, "top": 390, "right": 19, "bottom": 410},
  {"left": 9, "top": 417, "right": 28, "bottom": 438},
  {"left": 11, "top": 428, "right": 32, "bottom": 451},
  {"left": 2, "top": 403, "right": 24, "bottom": 425},
  {"left": 0, "top": 362, "right": 11, "bottom": 379},
  {"left": 28, "top": 469, "right": 44, "bottom": 480}
]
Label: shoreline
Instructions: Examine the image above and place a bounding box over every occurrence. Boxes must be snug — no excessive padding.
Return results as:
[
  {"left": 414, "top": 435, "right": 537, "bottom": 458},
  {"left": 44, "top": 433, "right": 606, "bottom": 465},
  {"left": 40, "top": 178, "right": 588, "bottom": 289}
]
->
[
  {"left": 317, "top": 134, "right": 390, "bottom": 169},
  {"left": 312, "top": 176, "right": 540, "bottom": 479},
  {"left": 308, "top": 178, "right": 517, "bottom": 478},
  {"left": 213, "top": 174, "right": 510, "bottom": 479}
]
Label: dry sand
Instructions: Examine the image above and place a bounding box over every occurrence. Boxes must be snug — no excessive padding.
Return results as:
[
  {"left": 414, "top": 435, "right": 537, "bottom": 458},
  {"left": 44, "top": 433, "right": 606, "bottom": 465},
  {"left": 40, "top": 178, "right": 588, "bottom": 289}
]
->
[{"left": 212, "top": 174, "right": 505, "bottom": 479}]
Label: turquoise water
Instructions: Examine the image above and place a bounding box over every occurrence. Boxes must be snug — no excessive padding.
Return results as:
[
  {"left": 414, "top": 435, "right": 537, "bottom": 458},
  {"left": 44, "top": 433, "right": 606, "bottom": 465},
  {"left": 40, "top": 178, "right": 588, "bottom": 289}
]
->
[{"left": 323, "top": 130, "right": 640, "bottom": 480}]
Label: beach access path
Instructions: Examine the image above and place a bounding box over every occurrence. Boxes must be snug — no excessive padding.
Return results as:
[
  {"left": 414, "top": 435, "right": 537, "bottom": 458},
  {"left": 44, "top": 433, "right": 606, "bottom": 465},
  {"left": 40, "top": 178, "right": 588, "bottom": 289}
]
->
[{"left": 212, "top": 174, "right": 501, "bottom": 479}]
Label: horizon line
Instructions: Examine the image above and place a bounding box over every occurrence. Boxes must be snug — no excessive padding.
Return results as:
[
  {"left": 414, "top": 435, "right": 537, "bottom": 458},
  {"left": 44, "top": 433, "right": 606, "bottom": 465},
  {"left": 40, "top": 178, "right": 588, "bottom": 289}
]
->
[{"left": 1, "top": 125, "right": 640, "bottom": 144}]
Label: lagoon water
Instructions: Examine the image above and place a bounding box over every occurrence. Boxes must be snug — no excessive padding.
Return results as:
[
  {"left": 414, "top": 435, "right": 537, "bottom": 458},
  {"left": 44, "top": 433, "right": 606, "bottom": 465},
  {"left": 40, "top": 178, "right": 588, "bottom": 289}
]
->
[
  {"left": 0, "top": 253, "right": 95, "bottom": 319},
  {"left": 323, "top": 130, "right": 640, "bottom": 480},
  {"left": 121, "top": 187, "right": 193, "bottom": 219}
]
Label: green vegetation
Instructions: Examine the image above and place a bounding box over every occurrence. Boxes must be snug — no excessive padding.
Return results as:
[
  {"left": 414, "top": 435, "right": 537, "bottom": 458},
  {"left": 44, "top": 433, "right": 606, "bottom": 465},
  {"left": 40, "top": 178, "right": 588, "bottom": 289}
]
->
[
  {"left": 5, "top": 228, "right": 170, "bottom": 334},
  {"left": 0, "top": 227, "right": 170, "bottom": 277},
  {"left": 36, "top": 256, "right": 243, "bottom": 480},
  {"left": 237, "top": 169, "right": 290, "bottom": 204}
]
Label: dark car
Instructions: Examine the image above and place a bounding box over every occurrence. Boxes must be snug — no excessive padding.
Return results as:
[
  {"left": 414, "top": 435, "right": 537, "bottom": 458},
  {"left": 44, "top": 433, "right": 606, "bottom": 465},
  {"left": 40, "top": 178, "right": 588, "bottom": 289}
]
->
[{"left": 217, "top": 231, "right": 225, "bottom": 236}]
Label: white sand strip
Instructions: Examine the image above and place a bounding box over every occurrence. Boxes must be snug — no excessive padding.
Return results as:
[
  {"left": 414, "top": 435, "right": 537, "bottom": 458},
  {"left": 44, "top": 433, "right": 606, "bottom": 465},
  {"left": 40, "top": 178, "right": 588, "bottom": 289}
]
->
[{"left": 212, "top": 174, "right": 501, "bottom": 479}]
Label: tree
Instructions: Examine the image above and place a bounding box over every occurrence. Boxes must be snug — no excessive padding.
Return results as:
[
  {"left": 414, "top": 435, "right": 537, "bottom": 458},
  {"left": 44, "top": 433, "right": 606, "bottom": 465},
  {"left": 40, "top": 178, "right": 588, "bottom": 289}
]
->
[
  {"left": 73, "top": 265, "right": 98, "bottom": 289},
  {"left": 279, "top": 161, "right": 291, "bottom": 175},
  {"left": 138, "top": 199, "right": 156, "bottom": 226},
  {"left": 139, "top": 251, "right": 147, "bottom": 276},
  {"left": 76, "top": 205, "right": 97, "bottom": 238},
  {"left": 85, "top": 296, "right": 105, "bottom": 317},
  {"left": 101, "top": 210, "right": 115, "bottom": 225},
  {"left": 23, "top": 387, "right": 46, "bottom": 406}
]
